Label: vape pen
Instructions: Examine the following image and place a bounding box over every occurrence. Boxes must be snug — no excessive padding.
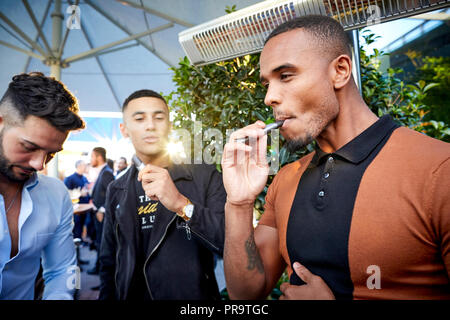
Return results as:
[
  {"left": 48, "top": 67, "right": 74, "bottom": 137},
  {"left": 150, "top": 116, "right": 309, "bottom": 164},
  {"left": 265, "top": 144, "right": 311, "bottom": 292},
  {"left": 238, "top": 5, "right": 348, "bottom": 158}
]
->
[
  {"left": 234, "top": 120, "right": 285, "bottom": 143},
  {"left": 132, "top": 154, "right": 145, "bottom": 171}
]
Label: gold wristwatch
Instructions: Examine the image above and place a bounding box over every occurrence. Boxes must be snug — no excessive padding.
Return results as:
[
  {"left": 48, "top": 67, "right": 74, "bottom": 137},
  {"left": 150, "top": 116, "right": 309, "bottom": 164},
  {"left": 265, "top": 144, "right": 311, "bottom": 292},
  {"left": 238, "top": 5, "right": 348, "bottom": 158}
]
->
[{"left": 177, "top": 198, "right": 194, "bottom": 221}]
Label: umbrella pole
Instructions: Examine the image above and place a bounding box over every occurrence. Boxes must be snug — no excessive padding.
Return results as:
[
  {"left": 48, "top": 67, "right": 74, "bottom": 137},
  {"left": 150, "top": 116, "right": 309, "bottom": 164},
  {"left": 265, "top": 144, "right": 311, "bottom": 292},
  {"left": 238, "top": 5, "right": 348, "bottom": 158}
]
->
[
  {"left": 48, "top": 0, "right": 63, "bottom": 179},
  {"left": 349, "top": 29, "right": 362, "bottom": 96},
  {"left": 50, "top": 0, "right": 62, "bottom": 79}
]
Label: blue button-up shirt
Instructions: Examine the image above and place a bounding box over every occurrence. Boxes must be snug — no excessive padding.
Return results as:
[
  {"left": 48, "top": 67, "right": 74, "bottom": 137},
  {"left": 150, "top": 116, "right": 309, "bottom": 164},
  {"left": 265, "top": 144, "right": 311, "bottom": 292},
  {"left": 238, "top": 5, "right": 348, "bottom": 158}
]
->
[{"left": 0, "top": 173, "right": 77, "bottom": 300}]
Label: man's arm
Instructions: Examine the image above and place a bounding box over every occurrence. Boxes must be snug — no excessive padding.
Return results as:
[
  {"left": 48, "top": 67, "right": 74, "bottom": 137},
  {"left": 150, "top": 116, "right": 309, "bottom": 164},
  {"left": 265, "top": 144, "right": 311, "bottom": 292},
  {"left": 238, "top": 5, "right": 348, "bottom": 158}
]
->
[
  {"left": 41, "top": 191, "right": 77, "bottom": 300},
  {"left": 96, "top": 170, "right": 115, "bottom": 222},
  {"left": 224, "top": 201, "right": 285, "bottom": 299},
  {"left": 99, "top": 170, "right": 115, "bottom": 206},
  {"left": 221, "top": 121, "right": 285, "bottom": 299},
  {"left": 430, "top": 158, "right": 450, "bottom": 279},
  {"left": 183, "top": 166, "right": 226, "bottom": 255}
]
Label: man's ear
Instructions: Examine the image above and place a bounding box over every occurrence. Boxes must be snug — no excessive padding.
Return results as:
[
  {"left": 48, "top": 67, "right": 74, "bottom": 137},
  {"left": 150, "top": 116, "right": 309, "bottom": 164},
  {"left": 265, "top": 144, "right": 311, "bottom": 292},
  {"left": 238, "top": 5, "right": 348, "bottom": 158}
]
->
[
  {"left": 331, "top": 55, "right": 352, "bottom": 90},
  {"left": 119, "top": 122, "right": 129, "bottom": 138}
]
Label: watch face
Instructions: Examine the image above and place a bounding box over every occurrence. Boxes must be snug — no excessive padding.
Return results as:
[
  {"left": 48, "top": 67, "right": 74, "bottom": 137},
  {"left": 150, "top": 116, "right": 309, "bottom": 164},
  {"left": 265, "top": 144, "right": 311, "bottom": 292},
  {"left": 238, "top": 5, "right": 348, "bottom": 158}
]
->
[{"left": 185, "top": 204, "right": 194, "bottom": 218}]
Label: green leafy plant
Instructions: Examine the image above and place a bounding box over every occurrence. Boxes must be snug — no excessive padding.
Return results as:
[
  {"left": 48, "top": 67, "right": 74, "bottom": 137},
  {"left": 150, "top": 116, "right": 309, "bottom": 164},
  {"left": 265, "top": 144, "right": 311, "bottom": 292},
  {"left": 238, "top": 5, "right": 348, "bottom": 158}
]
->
[
  {"left": 409, "top": 56, "right": 450, "bottom": 126},
  {"left": 360, "top": 30, "right": 449, "bottom": 141}
]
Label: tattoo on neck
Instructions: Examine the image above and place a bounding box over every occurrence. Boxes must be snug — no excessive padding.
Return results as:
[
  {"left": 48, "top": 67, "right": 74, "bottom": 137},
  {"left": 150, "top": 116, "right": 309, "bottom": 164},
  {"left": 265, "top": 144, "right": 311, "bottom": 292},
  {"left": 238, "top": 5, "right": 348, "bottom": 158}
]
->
[{"left": 245, "top": 233, "right": 264, "bottom": 274}]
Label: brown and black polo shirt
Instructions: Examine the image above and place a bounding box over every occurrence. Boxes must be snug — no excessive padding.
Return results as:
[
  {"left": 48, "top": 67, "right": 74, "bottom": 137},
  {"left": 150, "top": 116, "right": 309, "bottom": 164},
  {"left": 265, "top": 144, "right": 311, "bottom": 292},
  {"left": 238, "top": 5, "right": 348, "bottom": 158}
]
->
[{"left": 260, "top": 115, "right": 450, "bottom": 299}]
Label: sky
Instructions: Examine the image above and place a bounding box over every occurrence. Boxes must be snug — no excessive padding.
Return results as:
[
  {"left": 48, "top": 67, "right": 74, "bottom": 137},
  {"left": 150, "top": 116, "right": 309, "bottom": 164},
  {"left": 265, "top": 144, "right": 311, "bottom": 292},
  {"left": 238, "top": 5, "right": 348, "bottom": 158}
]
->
[{"left": 360, "top": 9, "right": 448, "bottom": 54}]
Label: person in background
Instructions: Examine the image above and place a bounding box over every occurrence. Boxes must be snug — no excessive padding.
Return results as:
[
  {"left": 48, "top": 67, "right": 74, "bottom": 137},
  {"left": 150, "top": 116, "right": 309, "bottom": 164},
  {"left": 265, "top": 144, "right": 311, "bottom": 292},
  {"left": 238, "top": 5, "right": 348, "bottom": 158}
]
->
[
  {"left": 115, "top": 157, "right": 128, "bottom": 179},
  {"left": 99, "top": 90, "right": 226, "bottom": 300},
  {"left": 64, "top": 160, "right": 90, "bottom": 242},
  {"left": 106, "top": 159, "right": 114, "bottom": 172},
  {"left": 87, "top": 147, "right": 114, "bottom": 279},
  {"left": 84, "top": 162, "right": 98, "bottom": 249},
  {"left": 0, "top": 72, "right": 85, "bottom": 299}
]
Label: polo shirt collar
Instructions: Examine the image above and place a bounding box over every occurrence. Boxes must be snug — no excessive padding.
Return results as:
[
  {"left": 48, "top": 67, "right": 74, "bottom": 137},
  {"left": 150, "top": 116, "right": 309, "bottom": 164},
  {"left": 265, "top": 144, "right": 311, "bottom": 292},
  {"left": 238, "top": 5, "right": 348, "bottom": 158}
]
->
[
  {"left": 24, "top": 172, "right": 39, "bottom": 190},
  {"left": 310, "top": 115, "right": 399, "bottom": 166}
]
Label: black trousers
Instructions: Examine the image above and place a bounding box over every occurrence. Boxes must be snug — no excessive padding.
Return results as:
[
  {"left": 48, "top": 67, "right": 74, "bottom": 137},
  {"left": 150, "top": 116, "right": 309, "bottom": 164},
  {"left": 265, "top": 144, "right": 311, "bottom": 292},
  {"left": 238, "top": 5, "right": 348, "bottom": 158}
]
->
[
  {"left": 86, "top": 210, "right": 96, "bottom": 242},
  {"left": 72, "top": 212, "right": 87, "bottom": 239},
  {"left": 93, "top": 213, "right": 104, "bottom": 269}
]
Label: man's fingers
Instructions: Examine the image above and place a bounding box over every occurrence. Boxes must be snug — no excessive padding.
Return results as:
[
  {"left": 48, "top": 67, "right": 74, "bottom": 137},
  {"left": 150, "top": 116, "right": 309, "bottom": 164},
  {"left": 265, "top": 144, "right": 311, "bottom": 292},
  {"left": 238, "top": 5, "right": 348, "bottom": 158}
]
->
[
  {"left": 230, "top": 121, "right": 266, "bottom": 142},
  {"left": 138, "top": 164, "right": 165, "bottom": 181},
  {"left": 222, "top": 141, "right": 252, "bottom": 166},
  {"left": 142, "top": 183, "right": 160, "bottom": 201},
  {"left": 233, "top": 129, "right": 264, "bottom": 143},
  {"left": 256, "top": 134, "right": 268, "bottom": 167},
  {"left": 254, "top": 120, "right": 266, "bottom": 127},
  {"left": 279, "top": 281, "right": 290, "bottom": 294},
  {"left": 140, "top": 172, "right": 165, "bottom": 184},
  {"left": 293, "top": 262, "right": 314, "bottom": 284},
  {"left": 137, "top": 167, "right": 149, "bottom": 181}
]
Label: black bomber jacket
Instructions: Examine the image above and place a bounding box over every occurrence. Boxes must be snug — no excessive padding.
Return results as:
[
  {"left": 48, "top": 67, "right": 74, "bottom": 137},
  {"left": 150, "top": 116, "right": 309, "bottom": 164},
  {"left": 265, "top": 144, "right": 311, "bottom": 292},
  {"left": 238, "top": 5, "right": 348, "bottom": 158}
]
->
[{"left": 98, "top": 163, "right": 226, "bottom": 300}]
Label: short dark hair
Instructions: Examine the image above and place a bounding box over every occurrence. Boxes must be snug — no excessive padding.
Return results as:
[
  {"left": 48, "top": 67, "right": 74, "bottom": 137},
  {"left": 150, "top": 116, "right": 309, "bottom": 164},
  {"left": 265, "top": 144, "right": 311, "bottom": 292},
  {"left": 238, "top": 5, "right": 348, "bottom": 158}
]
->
[
  {"left": 107, "top": 158, "right": 114, "bottom": 170},
  {"left": 0, "top": 72, "right": 85, "bottom": 132},
  {"left": 119, "top": 156, "right": 127, "bottom": 164},
  {"left": 92, "top": 147, "right": 106, "bottom": 162},
  {"left": 265, "top": 15, "right": 352, "bottom": 60},
  {"left": 122, "top": 89, "right": 167, "bottom": 112}
]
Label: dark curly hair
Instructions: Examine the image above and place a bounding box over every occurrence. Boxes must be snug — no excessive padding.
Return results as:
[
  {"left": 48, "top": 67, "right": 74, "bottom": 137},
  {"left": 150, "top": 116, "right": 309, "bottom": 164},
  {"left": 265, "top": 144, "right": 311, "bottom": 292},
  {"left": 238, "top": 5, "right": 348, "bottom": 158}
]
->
[{"left": 0, "top": 72, "right": 85, "bottom": 132}]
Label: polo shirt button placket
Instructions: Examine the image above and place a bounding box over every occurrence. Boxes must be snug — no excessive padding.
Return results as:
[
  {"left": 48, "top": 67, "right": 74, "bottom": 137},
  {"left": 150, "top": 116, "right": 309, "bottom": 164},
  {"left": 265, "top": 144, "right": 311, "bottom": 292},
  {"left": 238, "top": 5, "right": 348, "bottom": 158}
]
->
[
  {"left": 324, "top": 156, "right": 335, "bottom": 180},
  {"left": 322, "top": 155, "right": 334, "bottom": 181}
]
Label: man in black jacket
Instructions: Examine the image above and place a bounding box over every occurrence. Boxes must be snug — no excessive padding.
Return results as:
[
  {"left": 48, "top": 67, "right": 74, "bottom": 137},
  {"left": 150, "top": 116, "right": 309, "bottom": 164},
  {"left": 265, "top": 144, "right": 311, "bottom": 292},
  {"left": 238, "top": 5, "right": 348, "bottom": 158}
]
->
[
  {"left": 88, "top": 147, "right": 114, "bottom": 276},
  {"left": 98, "top": 90, "right": 226, "bottom": 300}
]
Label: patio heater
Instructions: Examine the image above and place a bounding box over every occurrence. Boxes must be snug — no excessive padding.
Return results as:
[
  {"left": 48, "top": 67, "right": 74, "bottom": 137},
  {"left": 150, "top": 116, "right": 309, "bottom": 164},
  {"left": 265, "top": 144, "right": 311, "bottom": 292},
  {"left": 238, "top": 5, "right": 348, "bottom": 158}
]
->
[{"left": 179, "top": 0, "right": 449, "bottom": 90}]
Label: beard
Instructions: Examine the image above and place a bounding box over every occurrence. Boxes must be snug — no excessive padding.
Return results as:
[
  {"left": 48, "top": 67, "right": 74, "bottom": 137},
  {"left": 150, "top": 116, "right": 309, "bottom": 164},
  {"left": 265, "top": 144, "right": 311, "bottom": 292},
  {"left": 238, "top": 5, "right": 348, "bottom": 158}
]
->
[
  {"left": 284, "top": 133, "right": 314, "bottom": 153},
  {"left": 283, "top": 99, "right": 339, "bottom": 153},
  {"left": 0, "top": 130, "right": 35, "bottom": 183}
]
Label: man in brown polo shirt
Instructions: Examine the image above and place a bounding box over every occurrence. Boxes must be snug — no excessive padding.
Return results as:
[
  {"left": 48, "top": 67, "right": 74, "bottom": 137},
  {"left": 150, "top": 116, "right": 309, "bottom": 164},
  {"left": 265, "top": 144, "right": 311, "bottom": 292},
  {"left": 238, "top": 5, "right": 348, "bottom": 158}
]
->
[{"left": 221, "top": 15, "right": 450, "bottom": 300}]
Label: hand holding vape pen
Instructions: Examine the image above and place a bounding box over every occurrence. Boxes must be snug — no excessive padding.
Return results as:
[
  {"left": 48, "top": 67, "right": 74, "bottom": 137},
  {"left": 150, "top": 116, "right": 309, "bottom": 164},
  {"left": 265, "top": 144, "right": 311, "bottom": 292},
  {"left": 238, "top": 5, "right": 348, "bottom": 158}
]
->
[
  {"left": 132, "top": 154, "right": 146, "bottom": 171},
  {"left": 234, "top": 120, "right": 285, "bottom": 143}
]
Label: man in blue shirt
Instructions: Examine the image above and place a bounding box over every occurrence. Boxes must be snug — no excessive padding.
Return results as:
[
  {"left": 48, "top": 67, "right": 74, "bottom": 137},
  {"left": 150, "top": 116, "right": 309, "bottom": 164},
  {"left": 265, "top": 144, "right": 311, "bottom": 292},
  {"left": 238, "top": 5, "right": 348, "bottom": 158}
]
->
[
  {"left": 0, "top": 72, "right": 85, "bottom": 300},
  {"left": 64, "top": 160, "right": 90, "bottom": 240}
]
